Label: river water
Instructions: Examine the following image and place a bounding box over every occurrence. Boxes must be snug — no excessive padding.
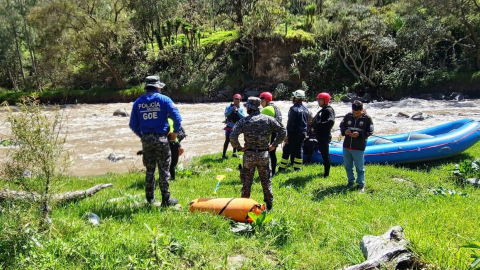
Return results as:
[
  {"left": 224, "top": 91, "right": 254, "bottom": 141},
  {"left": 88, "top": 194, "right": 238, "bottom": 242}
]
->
[{"left": 1, "top": 99, "right": 480, "bottom": 177}]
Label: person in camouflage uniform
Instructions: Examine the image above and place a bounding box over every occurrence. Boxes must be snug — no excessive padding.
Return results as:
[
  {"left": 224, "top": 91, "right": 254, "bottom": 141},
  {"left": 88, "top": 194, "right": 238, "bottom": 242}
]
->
[
  {"left": 129, "top": 76, "right": 182, "bottom": 207},
  {"left": 229, "top": 97, "right": 286, "bottom": 210}
]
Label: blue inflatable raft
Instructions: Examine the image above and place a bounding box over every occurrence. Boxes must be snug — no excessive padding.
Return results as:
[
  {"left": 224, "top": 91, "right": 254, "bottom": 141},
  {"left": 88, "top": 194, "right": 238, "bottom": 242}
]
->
[{"left": 307, "top": 119, "right": 480, "bottom": 165}]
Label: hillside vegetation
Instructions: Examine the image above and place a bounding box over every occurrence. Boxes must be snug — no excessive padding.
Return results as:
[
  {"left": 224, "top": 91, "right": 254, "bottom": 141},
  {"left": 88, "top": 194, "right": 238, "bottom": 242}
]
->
[{"left": 1, "top": 0, "right": 480, "bottom": 102}]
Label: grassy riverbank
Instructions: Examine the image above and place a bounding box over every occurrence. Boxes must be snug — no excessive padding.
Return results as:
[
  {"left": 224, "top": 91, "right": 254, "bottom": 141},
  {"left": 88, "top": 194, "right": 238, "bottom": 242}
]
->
[{"left": 2, "top": 145, "right": 480, "bottom": 269}]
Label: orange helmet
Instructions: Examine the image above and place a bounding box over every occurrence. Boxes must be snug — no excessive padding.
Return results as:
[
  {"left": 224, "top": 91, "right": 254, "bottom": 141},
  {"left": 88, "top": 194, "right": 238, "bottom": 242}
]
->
[
  {"left": 316, "top": 92, "right": 331, "bottom": 105},
  {"left": 259, "top": 92, "right": 273, "bottom": 103}
]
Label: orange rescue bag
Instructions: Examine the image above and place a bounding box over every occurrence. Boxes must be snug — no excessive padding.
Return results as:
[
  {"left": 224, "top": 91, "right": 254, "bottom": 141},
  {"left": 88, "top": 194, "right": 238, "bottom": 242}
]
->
[{"left": 189, "top": 198, "right": 265, "bottom": 223}]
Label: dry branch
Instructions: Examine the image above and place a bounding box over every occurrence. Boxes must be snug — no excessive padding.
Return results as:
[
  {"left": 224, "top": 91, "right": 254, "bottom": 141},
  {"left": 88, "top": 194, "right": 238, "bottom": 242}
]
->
[{"left": 0, "top": 183, "right": 113, "bottom": 203}]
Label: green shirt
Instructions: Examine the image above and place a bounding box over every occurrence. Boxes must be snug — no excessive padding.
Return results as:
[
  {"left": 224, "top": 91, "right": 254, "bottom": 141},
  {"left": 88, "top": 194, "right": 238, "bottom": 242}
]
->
[{"left": 168, "top": 118, "right": 179, "bottom": 143}]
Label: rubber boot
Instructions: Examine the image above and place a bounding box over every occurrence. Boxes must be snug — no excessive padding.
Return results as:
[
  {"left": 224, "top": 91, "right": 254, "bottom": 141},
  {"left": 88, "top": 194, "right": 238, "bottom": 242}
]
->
[{"left": 161, "top": 192, "right": 178, "bottom": 207}]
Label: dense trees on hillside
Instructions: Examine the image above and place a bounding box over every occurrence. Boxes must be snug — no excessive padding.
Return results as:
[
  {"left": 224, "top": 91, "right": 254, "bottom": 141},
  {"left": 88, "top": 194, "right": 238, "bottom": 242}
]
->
[{"left": 0, "top": 0, "right": 479, "bottom": 99}]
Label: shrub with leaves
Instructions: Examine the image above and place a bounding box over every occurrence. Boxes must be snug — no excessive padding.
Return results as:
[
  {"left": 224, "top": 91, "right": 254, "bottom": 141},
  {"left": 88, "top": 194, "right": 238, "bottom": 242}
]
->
[
  {"left": 1, "top": 94, "right": 70, "bottom": 228},
  {"left": 452, "top": 159, "right": 480, "bottom": 182}
]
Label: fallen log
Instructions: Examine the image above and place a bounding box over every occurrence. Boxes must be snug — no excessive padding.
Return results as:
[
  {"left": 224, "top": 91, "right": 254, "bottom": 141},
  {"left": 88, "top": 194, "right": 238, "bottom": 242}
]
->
[
  {"left": 0, "top": 183, "right": 113, "bottom": 203},
  {"left": 342, "top": 226, "right": 414, "bottom": 270}
]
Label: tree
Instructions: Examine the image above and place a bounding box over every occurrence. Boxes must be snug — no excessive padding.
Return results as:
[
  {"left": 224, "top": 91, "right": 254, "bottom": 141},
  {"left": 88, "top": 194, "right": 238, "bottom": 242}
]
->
[
  {"left": 333, "top": 4, "right": 397, "bottom": 88},
  {"left": 237, "top": 0, "right": 287, "bottom": 78},
  {"left": 305, "top": 3, "right": 316, "bottom": 30},
  {"left": 1, "top": 95, "right": 70, "bottom": 229},
  {"left": 329, "top": 2, "right": 448, "bottom": 96},
  {"left": 129, "top": 0, "right": 180, "bottom": 51},
  {"left": 214, "top": 0, "right": 258, "bottom": 26},
  {"left": 29, "top": 0, "right": 136, "bottom": 89},
  {"left": 415, "top": 0, "right": 480, "bottom": 70}
]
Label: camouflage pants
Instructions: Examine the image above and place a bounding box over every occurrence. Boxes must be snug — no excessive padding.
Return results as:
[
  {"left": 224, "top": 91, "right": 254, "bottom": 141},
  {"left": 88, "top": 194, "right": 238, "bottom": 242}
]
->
[
  {"left": 141, "top": 133, "right": 171, "bottom": 203},
  {"left": 240, "top": 151, "right": 273, "bottom": 205}
]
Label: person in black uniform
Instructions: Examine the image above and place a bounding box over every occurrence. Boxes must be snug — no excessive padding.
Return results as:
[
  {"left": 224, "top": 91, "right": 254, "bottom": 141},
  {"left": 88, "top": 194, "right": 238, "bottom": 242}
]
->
[
  {"left": 312, "top": 92, "right": 335, "bottom": 177},
  {"left": 278, "top": 89, "right": 313, "bottom": 172}
]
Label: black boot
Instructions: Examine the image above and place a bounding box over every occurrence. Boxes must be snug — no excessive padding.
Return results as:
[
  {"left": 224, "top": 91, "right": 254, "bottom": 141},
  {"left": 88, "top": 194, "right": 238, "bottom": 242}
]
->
[
  {"left": 266, "top": 202, "right": 273, "bottom": 211},
  {"left": 323, "top": 167, "right": 330, "bottom": 178},
  {"left": 161, "top": 192, "right": 178, "bottom": 207}
]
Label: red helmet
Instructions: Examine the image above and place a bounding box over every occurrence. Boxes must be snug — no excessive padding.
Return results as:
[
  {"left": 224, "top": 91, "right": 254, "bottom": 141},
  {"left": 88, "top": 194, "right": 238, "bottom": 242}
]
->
[
  {"left": 259, "top": 92, "right": 273, "bottom": 103},
  {"left": 317, "top": 92, "right": 331, "bottom": 105},
  {"left": 233, "top": 94, "right": 242, "bottom": 99}
]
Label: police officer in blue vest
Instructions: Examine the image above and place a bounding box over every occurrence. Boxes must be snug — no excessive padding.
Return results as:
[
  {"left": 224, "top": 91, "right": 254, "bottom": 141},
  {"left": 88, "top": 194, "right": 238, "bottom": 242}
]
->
[{"left": 129, "top": 76, "right": 182, "bottom": 207}]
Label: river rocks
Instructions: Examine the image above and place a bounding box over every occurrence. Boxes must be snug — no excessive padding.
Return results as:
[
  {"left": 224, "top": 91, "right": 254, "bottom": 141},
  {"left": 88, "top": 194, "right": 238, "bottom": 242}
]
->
[
  {"left": 449, "top": 92, "right": 464, "bottom": 101},
  {"left": 396, "top": 112, "right": 410, "bottom": 118},
  {"left": 411, "top": 112, "right": 424, "bottom": 121},
  {"left": 412, "top": 92, "right": 469, "bottom": 101},
  {"left": 243, "top": 89, "right": 261, "bottom": 98},
  {"left": 108, "top": 153, "right": 125, "bottom": 162},
  {"left": 216, "top": 87, "right": 236, "bottom": 101},
  {"left": 113, "top": 108, "right": 129, "bottom": 117},
  {"left": 341, "top": 92, "right": 374, "bottom": 103}
]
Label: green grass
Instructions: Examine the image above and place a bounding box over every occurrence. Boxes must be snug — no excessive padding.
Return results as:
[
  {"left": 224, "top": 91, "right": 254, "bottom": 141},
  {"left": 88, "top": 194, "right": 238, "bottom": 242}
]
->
[
  {"left": 2, "top": 143, "right": 480, "bottom": 269},
  {"left": 200, "top": 30, "right": 240, "bottom": 47}
]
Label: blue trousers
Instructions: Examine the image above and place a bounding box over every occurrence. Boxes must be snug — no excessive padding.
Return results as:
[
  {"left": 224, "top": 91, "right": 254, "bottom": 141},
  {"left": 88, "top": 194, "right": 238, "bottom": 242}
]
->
[{"left": 343, "top": 148, "right": 365, "bottom": 187}]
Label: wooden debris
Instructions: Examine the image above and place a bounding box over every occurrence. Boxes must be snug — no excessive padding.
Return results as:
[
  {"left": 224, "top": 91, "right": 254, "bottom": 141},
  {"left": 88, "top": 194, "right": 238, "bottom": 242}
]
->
[{"left": 0, "top": 183, "right": 113, "bottom": 203}]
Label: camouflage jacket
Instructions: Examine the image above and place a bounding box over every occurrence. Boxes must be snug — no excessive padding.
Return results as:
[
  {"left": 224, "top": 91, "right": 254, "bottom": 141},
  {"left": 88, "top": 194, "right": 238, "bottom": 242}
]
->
[{"left": 229, "top": 111, "right": 286, "bottom": 151}]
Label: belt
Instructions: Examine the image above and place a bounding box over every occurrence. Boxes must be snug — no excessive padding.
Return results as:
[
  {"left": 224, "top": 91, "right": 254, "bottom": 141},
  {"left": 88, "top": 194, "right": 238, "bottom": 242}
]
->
[
  {"left": 142, "top": 132, "right": 167, "bottom": 137},
  {"left": 245, "top": 149, "right": 269, "bottom": 152}
]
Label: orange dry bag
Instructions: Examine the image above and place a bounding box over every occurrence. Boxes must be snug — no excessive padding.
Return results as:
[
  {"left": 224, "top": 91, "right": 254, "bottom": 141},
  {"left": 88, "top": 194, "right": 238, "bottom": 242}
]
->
[{"left": 188, "top": 198, "right": 265, "bottom": 223}]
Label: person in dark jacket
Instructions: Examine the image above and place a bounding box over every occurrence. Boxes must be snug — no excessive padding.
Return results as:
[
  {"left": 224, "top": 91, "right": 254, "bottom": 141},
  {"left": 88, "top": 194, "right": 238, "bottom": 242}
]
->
[
  {"left": 223, "top": 94, "right": 246, "bottom": 159},
  {"left": 278, "top": 89, "right": 313, "bottom": 172},
  {"left": 313, "top": 92, "right": 335, "bottom": 177},
  {"left": 260, "top": 91, "right": 283, "bottom": 175},
  {"left": 129, "top": 75, "right": 181, "bottom": 207},
  {"left": 230, "top": 97, "right": 286, "bottom": 211},
  {"left": 339, "top": 100, "right": 374, "bottom": 192},
  {"left": 167, "top": 117, "right": 184, "bottom": 181}
]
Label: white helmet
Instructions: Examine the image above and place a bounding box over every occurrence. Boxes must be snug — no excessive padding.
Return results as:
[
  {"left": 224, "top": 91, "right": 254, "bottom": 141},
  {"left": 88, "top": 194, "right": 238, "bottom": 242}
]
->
[{"left": 292, "top": 89, "right": 306, "bottom": 100}]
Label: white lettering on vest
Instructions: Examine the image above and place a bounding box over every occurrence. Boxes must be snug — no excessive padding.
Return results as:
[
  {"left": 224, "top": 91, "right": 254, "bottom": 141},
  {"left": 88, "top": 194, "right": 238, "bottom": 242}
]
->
[{"left": 142, "top": 112, "right": 158, "bottom": 120}]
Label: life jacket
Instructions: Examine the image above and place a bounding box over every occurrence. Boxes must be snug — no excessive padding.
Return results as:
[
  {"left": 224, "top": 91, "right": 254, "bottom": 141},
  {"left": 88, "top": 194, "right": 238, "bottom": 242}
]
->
[
  {"left": 227, "top": 104, "right": 242, "bottom": 123},
  {"left": 268, "top": 102, "right": 283, "bottom": 125}
]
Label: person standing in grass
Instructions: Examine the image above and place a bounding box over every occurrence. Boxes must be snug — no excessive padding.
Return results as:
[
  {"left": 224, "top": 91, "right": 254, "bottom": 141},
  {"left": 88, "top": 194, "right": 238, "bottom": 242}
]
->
[
  {"left": 339, "top": 100, "right": 374, "bottom": 193},
  {"left": 167, "top": 117, "right": 185, "bottom": 181},
  {"left": 312, "top": 92, "right": 335, "bottom": 177},
  {"left": 260, "top": 91, "right": 283, "bottom": 176},
  {"left": 129, "top": 75, "right": 181, "bottom": 207},
  {"left": 278, "top": 89, "right": 313, "bottom": 172},
  {"left": 223, "top": 94, "right": 246, "bottom": 159},
  {"left": 229, "top": 97, "right": 286, "bottom": 211}
]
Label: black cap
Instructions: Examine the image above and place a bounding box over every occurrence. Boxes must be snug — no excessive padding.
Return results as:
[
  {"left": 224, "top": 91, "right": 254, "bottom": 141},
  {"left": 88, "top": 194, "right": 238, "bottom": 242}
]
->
[{"left": 352, "top": 100, "right": 363, "bottom": 111}]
